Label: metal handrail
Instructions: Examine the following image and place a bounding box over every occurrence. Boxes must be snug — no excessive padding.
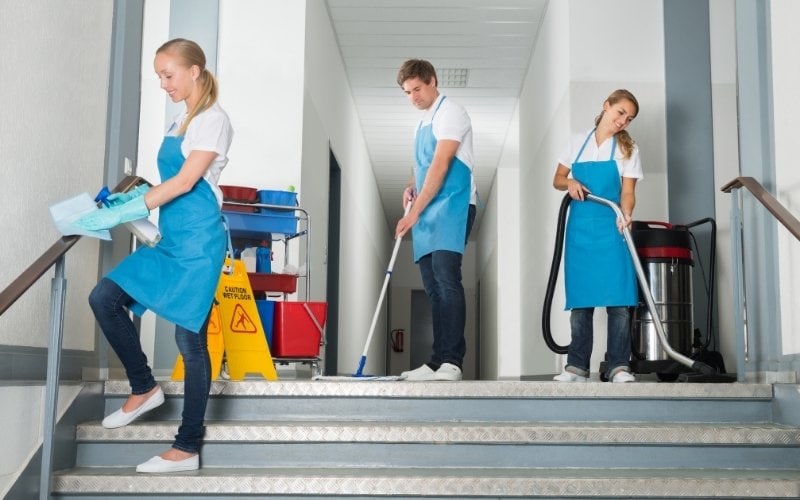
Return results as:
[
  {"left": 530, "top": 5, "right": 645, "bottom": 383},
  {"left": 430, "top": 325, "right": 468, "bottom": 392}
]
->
[
  {"left": 0, "top": 175, "right": 142, "bottom": 499},
  {"left": 0, "top": 237, "right": 74, "bottom": 500},
  {"left": 721, "top": 176, "right": 800, "bottom": 381},
  {"left": 721, "top": 176, "right": 800, "bottom": 240},
  {"left": 0, "top": 236, "right": 79, "bottom": 316}
]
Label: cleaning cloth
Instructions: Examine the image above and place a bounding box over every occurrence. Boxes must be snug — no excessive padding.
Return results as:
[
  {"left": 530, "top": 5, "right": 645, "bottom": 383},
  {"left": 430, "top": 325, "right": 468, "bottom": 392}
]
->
[{"left": 49, "top": 193, "right": 111, "bottom": 241}]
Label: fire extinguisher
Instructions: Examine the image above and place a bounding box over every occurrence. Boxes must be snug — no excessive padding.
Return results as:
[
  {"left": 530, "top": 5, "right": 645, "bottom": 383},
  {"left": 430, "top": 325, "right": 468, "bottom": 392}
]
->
[{"left": 390, "top": 329, "right": 404, "bottom": 353}]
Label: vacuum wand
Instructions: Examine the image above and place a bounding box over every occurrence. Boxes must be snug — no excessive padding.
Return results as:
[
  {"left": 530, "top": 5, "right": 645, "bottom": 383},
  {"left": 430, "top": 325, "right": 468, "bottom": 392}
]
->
[{"left": 585, "top": 194, "right": 715, "bottom": 375}]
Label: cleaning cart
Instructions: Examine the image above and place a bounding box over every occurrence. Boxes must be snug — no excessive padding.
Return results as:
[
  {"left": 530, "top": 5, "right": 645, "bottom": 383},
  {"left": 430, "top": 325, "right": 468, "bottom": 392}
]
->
[{"left": 222, "top": 189, "right": 326, "bottom": 377}]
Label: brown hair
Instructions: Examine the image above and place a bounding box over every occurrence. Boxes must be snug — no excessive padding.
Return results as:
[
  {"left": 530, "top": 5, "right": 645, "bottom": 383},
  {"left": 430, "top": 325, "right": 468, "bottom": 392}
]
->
[
  {"left": 397, "top": 59, "right": 438, "bottom": 88},
  {"left": 157, "top": 38, "right": 218, "bottom": 136},
  {"left": 594, "top": 89, "right": 639, "bottom": 159}
]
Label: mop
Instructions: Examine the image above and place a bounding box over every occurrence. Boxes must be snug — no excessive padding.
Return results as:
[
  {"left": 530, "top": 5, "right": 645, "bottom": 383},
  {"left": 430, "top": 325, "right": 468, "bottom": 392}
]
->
[{"left": 313, "top": 204, "right": 412, "bottom": 381}]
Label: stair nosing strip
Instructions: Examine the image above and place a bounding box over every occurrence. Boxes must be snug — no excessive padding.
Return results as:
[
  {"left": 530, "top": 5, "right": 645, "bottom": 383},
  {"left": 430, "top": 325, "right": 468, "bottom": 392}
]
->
[
  {"left": 76, "top": 421, "right": 800, "bottom": 446},
  {"left": 102, "top": 379, "right": 774, "bottom": 400},
  {"left": 52, "top": 469, "right": 800, "bottom": 497}
]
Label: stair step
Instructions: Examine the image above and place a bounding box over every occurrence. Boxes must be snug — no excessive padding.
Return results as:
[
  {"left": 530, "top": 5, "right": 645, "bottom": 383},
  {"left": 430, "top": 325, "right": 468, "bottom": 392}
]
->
[
  {"left": 52, "top": 379, "right": 796, "bottom": 498},
  {"left": 52, "top": 467, "right": 800, "bottom": 498},
  {"left": 102, "top": 379, "right": 775, "bottom": 423},
  {"left": 104, "top": 379, "right": 773, "bottom": 400},
  {"left": 78, "top": 420, "right": 800, "bottom": 446},
  {"left": 72, "top": 420, "right": 800, "bottom": 470}
]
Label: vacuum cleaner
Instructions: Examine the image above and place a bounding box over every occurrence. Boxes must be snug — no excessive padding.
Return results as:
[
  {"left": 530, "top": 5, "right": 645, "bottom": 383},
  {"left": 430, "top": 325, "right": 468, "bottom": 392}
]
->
[{"left": 542, "top": 193, "right": 734, "bottom": 382}]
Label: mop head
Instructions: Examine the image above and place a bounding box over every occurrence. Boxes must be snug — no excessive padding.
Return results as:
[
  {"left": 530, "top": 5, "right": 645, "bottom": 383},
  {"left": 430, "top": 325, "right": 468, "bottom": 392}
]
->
[{"left": 312, "top": 375, "right": 405, "bottom": 381}]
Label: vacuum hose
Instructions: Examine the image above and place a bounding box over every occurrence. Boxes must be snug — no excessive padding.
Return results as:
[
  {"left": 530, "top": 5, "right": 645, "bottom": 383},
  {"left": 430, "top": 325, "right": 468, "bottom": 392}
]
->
[{"left": 541, "top": 193, "right": 572, "bottom": 355}]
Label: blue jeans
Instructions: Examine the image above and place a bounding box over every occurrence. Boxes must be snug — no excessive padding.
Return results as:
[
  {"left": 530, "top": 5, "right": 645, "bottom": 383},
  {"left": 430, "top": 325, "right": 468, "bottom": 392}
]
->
[
  {"left": 417, "top": 205, "right": 476, "bottom": 368},
  {"left": 566, "top": 306, "right": 631, "bottom": 379},
  {"left": 89, "top": 278, "right": 211, "bottom": 454}
]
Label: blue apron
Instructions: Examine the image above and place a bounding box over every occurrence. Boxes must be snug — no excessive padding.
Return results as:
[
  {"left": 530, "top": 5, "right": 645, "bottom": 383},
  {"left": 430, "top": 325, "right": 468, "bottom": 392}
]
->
[
  {"left": 412, "top": 96, "right": 471, "bottom": 262},
  {"left": 107, "top": 135, "right": 226, "bottom": 333},
  {"left": 564, "top": 130, "right": 637, "bottom": 309}
]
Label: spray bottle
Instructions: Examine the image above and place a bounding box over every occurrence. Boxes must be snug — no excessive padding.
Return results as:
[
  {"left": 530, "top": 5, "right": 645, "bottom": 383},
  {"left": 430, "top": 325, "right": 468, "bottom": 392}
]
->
[{"left": 95, "top": 182, "right": 161, "bottom": 248}]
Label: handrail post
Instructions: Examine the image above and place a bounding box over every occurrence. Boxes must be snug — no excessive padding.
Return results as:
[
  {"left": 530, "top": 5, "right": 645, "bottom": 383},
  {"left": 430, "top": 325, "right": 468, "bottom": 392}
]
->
[
  {"left": 729, "top": 188, "right": 748, "bottom": 383},
  {"left": 40, "top": 256, "right": 67, "bottom": 500}
]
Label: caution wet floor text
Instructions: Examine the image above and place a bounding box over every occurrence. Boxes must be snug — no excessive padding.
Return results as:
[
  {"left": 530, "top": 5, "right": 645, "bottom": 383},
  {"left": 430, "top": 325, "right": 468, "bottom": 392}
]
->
[{"left": 172, "top": 258, "right": 277, "bottom": 381}]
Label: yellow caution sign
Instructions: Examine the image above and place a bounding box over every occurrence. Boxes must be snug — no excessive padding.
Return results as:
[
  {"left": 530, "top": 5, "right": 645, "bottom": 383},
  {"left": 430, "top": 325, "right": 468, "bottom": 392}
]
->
[
  {"left": 215, "top": 258, "right": 277, "bottom": 380},
  {"left": 171, "top": 303, "right": 225, "bottom": 381},
  {"left": 171, "top": 258, "right": 277, "bottom": 381}
]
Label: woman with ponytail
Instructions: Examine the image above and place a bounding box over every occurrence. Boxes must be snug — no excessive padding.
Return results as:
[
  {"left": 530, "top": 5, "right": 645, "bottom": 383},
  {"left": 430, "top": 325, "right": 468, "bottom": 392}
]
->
[
  {"left": 78, "top": 38, "right": 233, "bottom": 472},
  {"left": 551, "top": 89, "right": 642, "bottom": 384}
]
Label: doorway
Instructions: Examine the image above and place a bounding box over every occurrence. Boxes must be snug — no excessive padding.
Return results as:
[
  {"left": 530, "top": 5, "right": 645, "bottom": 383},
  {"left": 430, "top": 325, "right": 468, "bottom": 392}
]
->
[
  {"left": 325, "top": 149, "right": 341, "bottom": 375},
  {"left": 410, "top": 290, "right": 433, "bottom": 370}
]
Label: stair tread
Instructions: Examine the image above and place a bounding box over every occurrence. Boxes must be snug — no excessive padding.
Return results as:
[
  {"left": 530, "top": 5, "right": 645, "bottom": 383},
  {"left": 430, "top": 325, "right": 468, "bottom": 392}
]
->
[
  {"left": 53, "top": 466, "right": 800, "bottom": 497},
  {"left": 103, "top": 378, "right": 773, "bottom": 400},
  {"left": 76, "top": 420, "right": 800, "bottom": 445}
]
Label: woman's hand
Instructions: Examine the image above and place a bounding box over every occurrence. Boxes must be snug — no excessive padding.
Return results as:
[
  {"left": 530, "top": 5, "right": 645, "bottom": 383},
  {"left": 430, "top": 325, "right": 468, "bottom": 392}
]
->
[
  {"left": 616, "top": 212, "right": 632, "bottom": 233},
  {"left": 566, "top": 179, "right": 588, "bottom": 201}
]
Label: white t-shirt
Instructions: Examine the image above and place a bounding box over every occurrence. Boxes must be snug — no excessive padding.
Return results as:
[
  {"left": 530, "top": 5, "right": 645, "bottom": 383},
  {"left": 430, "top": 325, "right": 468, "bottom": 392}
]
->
[
  {"left": 167, "top": 102, "right": 234, "bottom": 206},
  {"left": 416, "top": 94, "right": 478, "bottom": 204},
  {"left": 557, "top": 128, "right": 643, "bottom": 180}
]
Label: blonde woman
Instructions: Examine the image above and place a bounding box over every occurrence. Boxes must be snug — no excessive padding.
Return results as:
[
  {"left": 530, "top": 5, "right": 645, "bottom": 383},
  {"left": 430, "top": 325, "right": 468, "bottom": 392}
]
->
[
  {"left": 78, "top": 38, "right": 233, "bottom": 472},
  {"left": 552, "top": 89, "right": 642, "bottom": 384}
]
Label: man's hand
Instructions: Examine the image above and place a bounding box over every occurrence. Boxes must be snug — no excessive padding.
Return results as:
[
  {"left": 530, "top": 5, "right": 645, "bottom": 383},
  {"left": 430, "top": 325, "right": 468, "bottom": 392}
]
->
[
  {"left": 402, "top": 186, "right": 416, "bottom": 210},
  {"left": 395, "top": 196, "right": 416, "bottom": 239}
]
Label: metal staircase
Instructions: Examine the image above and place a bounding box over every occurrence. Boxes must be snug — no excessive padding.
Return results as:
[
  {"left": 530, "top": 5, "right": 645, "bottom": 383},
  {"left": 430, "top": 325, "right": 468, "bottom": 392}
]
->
[{"left": 50, "top": 379, "right": 800, "bottom": 499}]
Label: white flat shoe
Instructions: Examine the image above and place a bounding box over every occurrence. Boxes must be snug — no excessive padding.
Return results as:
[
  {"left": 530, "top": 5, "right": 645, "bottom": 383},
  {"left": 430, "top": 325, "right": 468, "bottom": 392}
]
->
[
  {"left": 102, "top": 386, "right": 164, "bottom": 429},
  {"left": 136, "top": 454, "right": 199, "bottom": 473},
  {"left": 553, "top": 370, "right": 588, "bottom": 382},
  {"left": 612, "top": 370, "right": 636, "bottom": 383}
]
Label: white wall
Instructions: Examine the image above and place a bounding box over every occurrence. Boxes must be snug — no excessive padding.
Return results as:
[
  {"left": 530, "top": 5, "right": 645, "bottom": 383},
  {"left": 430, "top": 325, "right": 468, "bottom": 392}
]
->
[
  {"left": 518, "top": 0, "right": 572, "bottom": 378},
  {"left": 0, "top": 0, "right": 113, "bottom": 351},
  {"left": 0, "top": 0, "right": 112, "bottom": 491},
  {"left": 476, "top": 103, "right": 521, "bottom": 380},
  {"left": 770, "top": 0, "right": 800, "bottom": 355},
  {"left": 216, "top": 1, "right": 306, "bottom": 191},
  {"left": 0, "top": 385, "right": 82, "bottom": 497},
  {"left": 303, "top": 0, "right": 399, "bottom": 375}
]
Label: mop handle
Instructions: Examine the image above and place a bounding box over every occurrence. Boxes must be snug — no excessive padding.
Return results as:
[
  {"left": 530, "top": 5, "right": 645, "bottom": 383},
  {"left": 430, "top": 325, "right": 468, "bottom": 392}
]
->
[
  {"left": 356, "top": 203, "right": 412, "bottom": 375},
  {"left": 585, "top": 194, "right": 698, "bottom": 371}
]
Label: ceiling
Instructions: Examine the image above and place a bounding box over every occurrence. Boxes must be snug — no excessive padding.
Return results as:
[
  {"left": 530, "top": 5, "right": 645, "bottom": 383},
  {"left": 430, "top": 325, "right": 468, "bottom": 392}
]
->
[{"left": 326, "top": 0, "right": 549, "bottom": 234}]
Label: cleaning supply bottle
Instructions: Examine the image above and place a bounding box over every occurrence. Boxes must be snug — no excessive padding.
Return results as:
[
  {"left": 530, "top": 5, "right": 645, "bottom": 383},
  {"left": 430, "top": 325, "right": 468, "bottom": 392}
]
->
[
  {"left": 240, "top": 247, "right": 257, "bottom": 272},
  {"left": 256, "top": 241, "right": 272, "bottom": 273},
  {"left": 95, "top": 185, "right": 162, "bottom": 247}
]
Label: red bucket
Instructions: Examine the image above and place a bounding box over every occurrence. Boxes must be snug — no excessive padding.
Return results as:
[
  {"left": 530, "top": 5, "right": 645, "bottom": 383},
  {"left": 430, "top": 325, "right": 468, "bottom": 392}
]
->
[{"left": 272, "top": 302, "right": 327, "bottom": 357}]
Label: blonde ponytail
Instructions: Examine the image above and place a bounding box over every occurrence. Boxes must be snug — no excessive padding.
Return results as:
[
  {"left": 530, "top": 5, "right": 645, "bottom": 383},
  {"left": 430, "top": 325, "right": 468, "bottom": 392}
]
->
[{"left": 178, "top": 68, "right": 218, "bottom": 136}]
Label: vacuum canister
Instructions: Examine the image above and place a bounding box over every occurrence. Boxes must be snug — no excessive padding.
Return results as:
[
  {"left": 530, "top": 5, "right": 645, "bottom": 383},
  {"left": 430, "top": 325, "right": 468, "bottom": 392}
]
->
[{"left": 630, "top": 221, "right": 694, "bottom": 361}]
